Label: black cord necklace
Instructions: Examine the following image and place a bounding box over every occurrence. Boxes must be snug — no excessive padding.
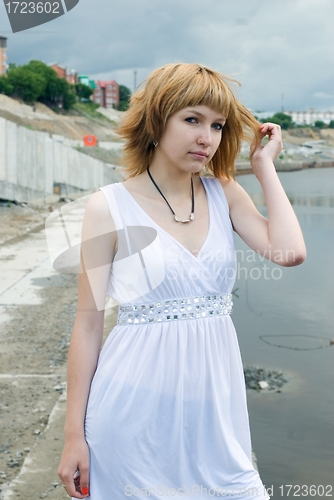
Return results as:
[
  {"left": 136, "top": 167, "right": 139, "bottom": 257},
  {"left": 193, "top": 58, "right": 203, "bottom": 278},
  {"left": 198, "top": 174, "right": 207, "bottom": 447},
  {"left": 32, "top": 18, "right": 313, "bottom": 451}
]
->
[{"left": 147, "top": 166, "right": 195, "bottom": 223}]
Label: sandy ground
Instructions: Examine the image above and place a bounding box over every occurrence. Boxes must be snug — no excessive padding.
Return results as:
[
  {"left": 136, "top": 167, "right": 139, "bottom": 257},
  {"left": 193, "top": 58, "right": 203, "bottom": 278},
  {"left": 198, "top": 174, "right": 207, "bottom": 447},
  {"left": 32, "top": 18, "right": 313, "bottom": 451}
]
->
[
  {"left": 0, "top": 95, "right": 121, "bottom": 142},
  {"left": 282, "top": 126, "right": 334, "bottom": 146},
  {"left": 0, "top": 199, "right": 118, "bottom": 499}
]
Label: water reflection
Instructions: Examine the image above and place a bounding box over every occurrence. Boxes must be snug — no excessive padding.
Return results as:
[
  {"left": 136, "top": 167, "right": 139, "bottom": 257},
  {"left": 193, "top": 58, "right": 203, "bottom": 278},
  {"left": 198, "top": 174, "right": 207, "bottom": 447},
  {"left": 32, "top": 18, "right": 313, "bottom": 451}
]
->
[
  {"left": 288, "top": 195, "right": 334, "bottom": 207},
  {"left": 238, "top": 167, "right": 334, "bottom": 208},
  {"left": 235, "top": 168, "right": 334, "bottom": 499},
  {"left": 259, "top": 334, "right": 334, "bottom": 351},
  {"left": 247, "top": 192, "right": 334, "bottom": 207}
]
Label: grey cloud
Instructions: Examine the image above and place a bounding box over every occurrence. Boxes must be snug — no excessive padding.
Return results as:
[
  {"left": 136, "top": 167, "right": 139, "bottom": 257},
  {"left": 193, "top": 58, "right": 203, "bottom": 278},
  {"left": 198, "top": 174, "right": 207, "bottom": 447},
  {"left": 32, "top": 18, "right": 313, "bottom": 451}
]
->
[{"left": 3, "top": 0, "right": 334, "bottom": 111}]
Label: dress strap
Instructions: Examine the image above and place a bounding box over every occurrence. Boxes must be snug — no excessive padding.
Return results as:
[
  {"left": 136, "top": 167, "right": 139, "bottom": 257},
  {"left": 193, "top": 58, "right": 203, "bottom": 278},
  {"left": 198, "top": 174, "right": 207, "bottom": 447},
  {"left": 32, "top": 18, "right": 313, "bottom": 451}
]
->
[{"left": 99, "top": 183, "right": 124, "bottom": 230}]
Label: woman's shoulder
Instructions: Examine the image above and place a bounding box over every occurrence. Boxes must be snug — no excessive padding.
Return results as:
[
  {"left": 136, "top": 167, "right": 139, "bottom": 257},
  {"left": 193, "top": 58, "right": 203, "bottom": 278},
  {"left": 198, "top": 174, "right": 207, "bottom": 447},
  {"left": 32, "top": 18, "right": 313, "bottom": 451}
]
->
[
  {"left": 83, "top": 186, "right": 120, "bottom": 235},
  {"left": 96, "top": 180, "right": 127, "bottom": 204},
  {"left": 99, "top": 180, "right": 123, "bottom": 195},
  {"left": 201, "top": 174, "right": 239, "bottom": 209},
  {"left": 215, "top": 175, "right": 254, "bottom": 211},
  {"left": 201, "top": 174, "right": 236, "bottom": 188}
]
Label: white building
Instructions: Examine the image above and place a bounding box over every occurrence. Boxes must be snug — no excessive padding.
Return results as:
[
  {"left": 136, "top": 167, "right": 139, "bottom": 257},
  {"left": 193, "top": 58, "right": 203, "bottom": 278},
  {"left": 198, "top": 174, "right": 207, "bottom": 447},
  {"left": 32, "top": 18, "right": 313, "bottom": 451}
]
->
[
  {"left": 285, "top": 110, "right": 334, "bottom": 126},
  {"left": 0, "top": 36, "right": 8, "bottom": 75}
]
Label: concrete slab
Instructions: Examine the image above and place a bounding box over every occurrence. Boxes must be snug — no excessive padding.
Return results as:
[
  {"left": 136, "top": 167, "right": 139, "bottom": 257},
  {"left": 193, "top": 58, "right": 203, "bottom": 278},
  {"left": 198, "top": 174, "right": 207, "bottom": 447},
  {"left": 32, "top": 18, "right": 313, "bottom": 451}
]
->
[
  {"left": 6, "top": 121, "right": 17, "bottom": 186},
  {"left": 0, "top": 259, "right": 57, "bottom": 306},
  {"left": 0, "top": 117, "right": 6, "bottom": 182},
  {"left": 0, "top": 229, "right": 55, "bottom": 305}
]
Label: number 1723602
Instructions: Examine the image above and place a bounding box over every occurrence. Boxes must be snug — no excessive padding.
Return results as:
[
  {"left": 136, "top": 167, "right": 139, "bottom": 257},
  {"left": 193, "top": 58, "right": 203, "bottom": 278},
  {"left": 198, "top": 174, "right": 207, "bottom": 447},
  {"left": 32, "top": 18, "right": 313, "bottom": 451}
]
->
[
  {"left": 5, "top": 2, "right": 61, "bottom": 14},
  {"left": 278, "top": 484, "right": 332, "bottom": 496}
]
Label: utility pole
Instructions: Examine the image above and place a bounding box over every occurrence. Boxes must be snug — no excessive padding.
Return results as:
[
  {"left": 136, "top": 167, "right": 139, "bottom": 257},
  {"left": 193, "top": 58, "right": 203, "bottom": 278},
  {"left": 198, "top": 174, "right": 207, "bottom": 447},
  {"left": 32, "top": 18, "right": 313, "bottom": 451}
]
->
[
  {"left": 134, "top": 70, "right": 137, "bottom": 92},
  {"left": 281, "top": 93, "right": 285, "bottom": 113}
]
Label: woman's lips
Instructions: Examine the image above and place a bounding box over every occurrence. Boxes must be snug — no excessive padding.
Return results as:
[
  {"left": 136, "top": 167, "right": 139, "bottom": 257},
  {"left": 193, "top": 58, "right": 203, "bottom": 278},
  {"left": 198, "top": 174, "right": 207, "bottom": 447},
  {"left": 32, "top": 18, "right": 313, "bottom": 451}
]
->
[{"left": 189, "top": 152, "right": 208, "bottom": 159}]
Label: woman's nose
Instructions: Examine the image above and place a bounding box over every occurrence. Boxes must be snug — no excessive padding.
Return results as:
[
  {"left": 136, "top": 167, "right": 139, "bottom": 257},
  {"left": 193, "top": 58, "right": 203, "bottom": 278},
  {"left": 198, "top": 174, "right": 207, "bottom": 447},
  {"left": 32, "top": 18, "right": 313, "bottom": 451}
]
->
[{"left": 197, "top": 128, "right": 213, "bottom": 146}]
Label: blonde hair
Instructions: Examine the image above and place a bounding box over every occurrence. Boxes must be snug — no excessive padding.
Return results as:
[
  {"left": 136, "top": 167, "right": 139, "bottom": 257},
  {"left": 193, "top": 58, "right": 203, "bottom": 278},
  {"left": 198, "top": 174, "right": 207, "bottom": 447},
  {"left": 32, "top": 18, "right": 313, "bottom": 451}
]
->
[{"left": 118, "top": 63, "right": 261, "bottom": 179}]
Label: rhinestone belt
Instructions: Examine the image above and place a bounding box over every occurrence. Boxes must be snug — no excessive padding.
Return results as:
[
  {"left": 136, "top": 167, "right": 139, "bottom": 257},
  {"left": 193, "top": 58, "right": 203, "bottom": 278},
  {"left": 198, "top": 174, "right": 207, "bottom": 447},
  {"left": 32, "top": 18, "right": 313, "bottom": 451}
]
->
[{"left": 117, "top": 294, "right": 233, "bottom": 326}]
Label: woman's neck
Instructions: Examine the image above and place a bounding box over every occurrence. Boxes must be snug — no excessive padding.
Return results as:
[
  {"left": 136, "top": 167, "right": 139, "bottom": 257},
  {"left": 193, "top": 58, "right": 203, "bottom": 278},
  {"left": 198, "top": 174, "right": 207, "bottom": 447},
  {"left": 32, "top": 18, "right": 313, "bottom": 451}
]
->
[{"left": 147, "top": 162, "right": 195, "bottom": 199}]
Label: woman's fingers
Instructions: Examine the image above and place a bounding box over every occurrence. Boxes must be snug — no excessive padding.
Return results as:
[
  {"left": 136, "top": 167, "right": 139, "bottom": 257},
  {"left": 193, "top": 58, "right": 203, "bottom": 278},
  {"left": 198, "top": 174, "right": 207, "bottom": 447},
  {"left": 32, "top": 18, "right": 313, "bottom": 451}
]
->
[
  {"left": 260, "top": 122, "right": 282, "bottom": 141},
  {"left": 250, "top": 122, "right": 283, "bottom": 164},
  {"left": 77, "top": 463, "right": 90, "bottom": 496},
  {"left": 59, "top": 470, "right": 77, "bottom": 498},
  {"left": 58, "top": 466, "right": 90, "bottom": 498},
  {"left": 57, "top": 438, "right": 90, "bottom": 497},
  {"left": 250, "top": 122, "right": 278, "bottom": 156}
]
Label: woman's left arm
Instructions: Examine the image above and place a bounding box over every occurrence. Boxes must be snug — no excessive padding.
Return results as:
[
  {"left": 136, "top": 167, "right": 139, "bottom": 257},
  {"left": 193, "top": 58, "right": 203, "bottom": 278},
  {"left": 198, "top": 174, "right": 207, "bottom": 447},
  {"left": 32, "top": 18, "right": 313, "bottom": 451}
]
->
[{"left": 221, "top": 122, "right": 307, "bottom": 267}]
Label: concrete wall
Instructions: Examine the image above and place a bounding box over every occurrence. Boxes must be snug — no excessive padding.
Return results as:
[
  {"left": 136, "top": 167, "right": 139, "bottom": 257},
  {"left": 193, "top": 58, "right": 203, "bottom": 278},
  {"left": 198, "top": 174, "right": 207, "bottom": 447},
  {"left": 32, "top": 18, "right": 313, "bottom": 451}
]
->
[{"left": 0, "top": 117, "right": 122, "bottom": 203}]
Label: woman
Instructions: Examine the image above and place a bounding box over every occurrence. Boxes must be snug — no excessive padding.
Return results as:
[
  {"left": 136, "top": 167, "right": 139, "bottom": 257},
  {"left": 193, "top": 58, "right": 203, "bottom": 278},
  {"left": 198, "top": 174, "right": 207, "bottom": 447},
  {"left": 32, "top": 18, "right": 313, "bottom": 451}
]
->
[{"left": 58, "top": 63, "right": 306, "bottom": 499}]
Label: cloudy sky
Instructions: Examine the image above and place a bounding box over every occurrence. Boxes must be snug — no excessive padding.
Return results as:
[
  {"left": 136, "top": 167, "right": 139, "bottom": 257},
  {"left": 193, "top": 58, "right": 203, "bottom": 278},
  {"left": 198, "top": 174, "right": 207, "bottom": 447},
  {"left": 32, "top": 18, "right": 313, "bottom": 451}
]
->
[{"left": 1, "top": 0, "right": 333, "bottom": 112}]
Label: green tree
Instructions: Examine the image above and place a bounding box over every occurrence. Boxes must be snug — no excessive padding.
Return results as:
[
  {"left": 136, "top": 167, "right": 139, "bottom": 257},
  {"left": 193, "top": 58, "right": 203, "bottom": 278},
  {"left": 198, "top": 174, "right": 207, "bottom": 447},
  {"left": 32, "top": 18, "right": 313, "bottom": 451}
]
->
[
  {"left": 269, "top": 112, "right": 294, "bottom": 130},
  {"left": 26, "top": 60, "right": 76, "bottom": 108},
  {"left": 1, "top": 60, "right": 92, "bottom": 110},
  {"left": 0, "top": 75, "right": 14, "bottom": 95},
  {"left": 314, "top": 120, "right": 326, "bottom": 129},
  {"left": 7, "top": 66, "right": 46, "bottom": 102},
  {"left": 74, "top": 83, "right": 93, "bottom": 100},
  {"left": 328, "top": 120, "right": 334, "bottom": 129},
  {"left": 62, "top": 89, "right": 77, "bottom": 110},
  {"left": 117, "top": 84, "right": 131, "bottom": 111},
  {"left": 3, "top": 60, "right": 77, "bottom": 109}
]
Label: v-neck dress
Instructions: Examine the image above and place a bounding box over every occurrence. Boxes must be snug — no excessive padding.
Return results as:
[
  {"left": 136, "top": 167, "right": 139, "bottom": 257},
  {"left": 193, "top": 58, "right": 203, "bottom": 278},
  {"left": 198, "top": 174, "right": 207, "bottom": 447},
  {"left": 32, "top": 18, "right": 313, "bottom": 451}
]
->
[{"left": 82, "top": 176, "right": 271, "bottom": 499}]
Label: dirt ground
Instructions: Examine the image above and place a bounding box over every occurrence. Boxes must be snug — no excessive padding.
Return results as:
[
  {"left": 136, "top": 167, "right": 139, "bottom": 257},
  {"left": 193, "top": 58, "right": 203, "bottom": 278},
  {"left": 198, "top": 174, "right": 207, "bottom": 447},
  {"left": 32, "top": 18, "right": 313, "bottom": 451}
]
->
[
  {"left": 0, "top": 200, "right": 117, "bottom": 499},
  {"left": 0, "top": 95, "right": 122, "bottom": 141},
  {"left": 283, "top": 126, "right": 334, "bottom": 146}
]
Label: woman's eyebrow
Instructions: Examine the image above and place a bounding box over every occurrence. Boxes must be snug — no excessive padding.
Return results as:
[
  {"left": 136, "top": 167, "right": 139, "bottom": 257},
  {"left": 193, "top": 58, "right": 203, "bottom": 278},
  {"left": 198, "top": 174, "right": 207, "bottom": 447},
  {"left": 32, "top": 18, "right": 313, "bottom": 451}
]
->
[{"left": 183, "top": 109, "right": 225, "bottom": 122}]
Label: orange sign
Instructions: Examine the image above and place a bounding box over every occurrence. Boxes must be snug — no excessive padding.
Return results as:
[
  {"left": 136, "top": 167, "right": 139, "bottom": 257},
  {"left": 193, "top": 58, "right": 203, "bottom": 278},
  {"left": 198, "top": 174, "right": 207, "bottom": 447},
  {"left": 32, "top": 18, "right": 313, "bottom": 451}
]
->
[{"left": 83, "top": 135, "right": 97, "bottom": 147}]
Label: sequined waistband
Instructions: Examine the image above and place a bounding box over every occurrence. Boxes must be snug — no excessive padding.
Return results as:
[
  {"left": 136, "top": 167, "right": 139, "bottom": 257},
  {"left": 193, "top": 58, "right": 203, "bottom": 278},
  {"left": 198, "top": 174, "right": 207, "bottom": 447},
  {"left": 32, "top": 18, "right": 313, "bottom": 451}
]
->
[{"left": 117, "top": 293, "right": 233, "bottom": 326}]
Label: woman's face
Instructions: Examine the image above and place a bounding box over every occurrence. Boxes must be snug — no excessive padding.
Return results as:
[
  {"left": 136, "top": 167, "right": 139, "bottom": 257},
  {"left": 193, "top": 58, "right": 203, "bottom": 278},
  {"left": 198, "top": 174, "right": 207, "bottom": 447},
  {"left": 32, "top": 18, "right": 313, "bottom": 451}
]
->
[{"left": 154, "top": 105, "right": 226, "bottom": 174}]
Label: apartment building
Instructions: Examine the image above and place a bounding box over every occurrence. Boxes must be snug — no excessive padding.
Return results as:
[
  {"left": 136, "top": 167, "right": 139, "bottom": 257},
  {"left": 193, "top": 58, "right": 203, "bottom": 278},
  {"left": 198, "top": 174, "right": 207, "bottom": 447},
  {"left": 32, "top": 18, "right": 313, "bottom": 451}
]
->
[
  {"left": 92, "top": 80, "right": 119, "bottom": 108},
  {"left": 0, "top": 36, "right": 8, "bottom": 76},
  {"left": 286, "top": 110, "right": 334, "bottom": 125},
  {"left": 49, "top": 63, "right": 78, "bottom": 84}
]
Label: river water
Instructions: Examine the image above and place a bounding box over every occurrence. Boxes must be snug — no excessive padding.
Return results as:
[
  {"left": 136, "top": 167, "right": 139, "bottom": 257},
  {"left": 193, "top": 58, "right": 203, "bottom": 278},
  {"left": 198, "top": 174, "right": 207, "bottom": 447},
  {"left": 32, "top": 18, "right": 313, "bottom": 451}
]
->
[{"left": 234, "top": 168, "right": 334, "bottom": 499}]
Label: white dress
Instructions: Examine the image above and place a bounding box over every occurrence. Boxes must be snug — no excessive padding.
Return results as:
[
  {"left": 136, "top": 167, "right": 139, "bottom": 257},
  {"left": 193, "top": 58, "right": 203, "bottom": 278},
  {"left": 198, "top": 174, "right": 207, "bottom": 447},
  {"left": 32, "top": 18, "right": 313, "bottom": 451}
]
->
[{"left": 82, "top": 176, "right": 271, "bottom": 499}]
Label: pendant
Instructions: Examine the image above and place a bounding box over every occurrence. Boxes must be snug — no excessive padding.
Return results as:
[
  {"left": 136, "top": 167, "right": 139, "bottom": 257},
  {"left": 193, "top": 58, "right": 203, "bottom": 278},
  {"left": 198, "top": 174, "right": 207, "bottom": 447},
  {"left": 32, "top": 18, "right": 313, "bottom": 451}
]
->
[{"left": 174, "top": 213, "right": 195, "bottom": 223}]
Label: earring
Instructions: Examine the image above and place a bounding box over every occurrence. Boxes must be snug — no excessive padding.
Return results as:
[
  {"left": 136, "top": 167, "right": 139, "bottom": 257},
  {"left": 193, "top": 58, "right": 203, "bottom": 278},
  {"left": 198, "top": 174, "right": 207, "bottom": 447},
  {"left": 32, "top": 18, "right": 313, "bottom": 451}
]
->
[{"left": 153, "top": 141, "right": 158, "bottom": 147}]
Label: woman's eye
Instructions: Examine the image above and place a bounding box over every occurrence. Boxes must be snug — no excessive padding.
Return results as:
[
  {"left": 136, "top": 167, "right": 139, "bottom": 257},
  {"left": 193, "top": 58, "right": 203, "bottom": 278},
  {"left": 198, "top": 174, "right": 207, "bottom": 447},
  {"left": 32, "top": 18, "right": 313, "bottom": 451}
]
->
[
  {"left": 185, "top": 117, "right": 197, "bottom": 123},
  {"left": 212, "top": 123, "right": 223, "bottom": 131}
]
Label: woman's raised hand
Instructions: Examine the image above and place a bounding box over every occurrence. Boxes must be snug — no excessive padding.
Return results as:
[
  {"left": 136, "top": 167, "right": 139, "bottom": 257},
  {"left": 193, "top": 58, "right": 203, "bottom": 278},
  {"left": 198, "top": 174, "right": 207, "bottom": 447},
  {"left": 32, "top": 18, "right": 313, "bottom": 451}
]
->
[{"left": 250, "top": 122, "right": 283, "bottom": 176}]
